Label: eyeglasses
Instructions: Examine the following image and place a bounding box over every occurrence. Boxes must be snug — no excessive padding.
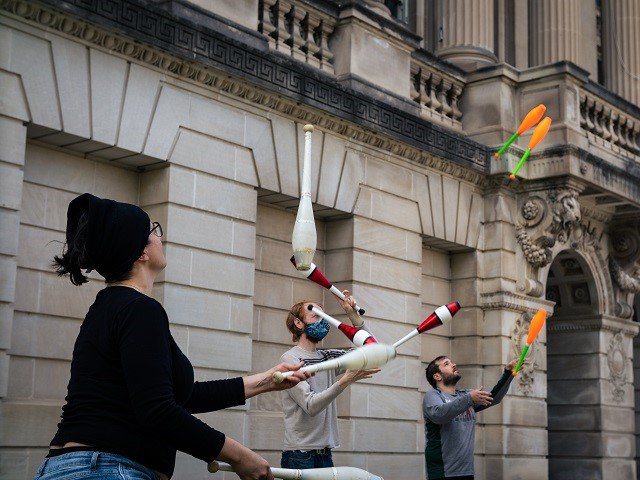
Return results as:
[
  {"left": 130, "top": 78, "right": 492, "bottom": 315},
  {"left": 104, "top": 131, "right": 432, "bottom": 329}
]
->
[{"left": 150, "top": 222, "right": 163, "bottom": 237}]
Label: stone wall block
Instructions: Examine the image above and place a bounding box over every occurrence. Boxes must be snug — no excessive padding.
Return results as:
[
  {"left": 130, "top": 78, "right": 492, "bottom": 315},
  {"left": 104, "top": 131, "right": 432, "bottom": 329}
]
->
[
  {"left": 364, "top": 156, "right": 413, "bottom": 200},
  {"left": 317, "top": 134, "right": 346, "bottom": 208},
  {"left": 426, "top": 172, "right": 445, "bottom": 239},
  {"left": 50, "top": 36, "right": 90, "bottom": 139},
  {"left": 335, "top": 150, "right": 365, "bottom": 213},
  {"left": 352, "top": 419, "right": 417, "bottom": 452},
  {"left": 144, "top": 85, "right": 190, "bottom": 160},
  {"left": 90, "top": 49, "right": 128, "bottom": 145},
  {"left": 191, "top": 250, "right": 254, "bottom": 296},
  {"left": 118, "top": 63, "right": 163, "bottom": 153},
  {"left": 0, "top": 117, "right": 27, "bottom": 166},
  {"left": 188, "top": 328, "right": 252, "bottom": 371},
  {"left": 245, "top": 114, "right": 279, "bottom": 192},
  {"left": 270, "top": 115, "right": 299, "bottom": 198},
  {"left": 7, "top": 30, "right": 60, "bottom": 129},
  {"left": 0, "top": 69, "right": 30, "bottom": 121},
  {"left": 0, "top": 163, "right": 24, "bottom": 212}
]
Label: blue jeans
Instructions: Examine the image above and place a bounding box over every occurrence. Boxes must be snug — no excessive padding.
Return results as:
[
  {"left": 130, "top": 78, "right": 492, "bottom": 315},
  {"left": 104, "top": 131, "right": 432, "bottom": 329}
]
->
[
  {"left": 281, "top": 449, "right": 333, "bottom": 469},
  {"left": 33, "top": 451, "right": 160, "bottom": 480}
]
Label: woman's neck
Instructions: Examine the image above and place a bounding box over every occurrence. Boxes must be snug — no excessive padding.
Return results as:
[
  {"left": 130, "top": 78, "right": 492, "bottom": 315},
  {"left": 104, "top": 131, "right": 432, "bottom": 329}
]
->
[{"left": 109, "top": 270, "right": 155, "bottom": 296}]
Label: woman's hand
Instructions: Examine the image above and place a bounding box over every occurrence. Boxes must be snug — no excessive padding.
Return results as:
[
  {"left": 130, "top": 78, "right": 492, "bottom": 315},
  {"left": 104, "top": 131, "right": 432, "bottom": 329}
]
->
[
  {"left": 337, "top": 289, "right": 363, "bottom": 326},
  {"left": 265, "top": 362, "right": 312, "bottom": 392},
  {"left": 243, "top": 362, "right": 311, "bottom": 398},
  {"left": 218, "top": 437, "right": 274, "bottom": 480},
  {"left": 337, "top": 368, "right": 380, "bottom": 388}
]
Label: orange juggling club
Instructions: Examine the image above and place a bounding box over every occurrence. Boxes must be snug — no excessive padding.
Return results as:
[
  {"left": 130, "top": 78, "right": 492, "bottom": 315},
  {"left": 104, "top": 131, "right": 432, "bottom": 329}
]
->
[
  {"left": 509, "top": 116, "right": 552, "bottom": 180},
  {"left": 512, "top": 308, "right": 547, "bottom": 376},
  {"left": 494, "top": 104, "right": 546, "bottom": 158}
]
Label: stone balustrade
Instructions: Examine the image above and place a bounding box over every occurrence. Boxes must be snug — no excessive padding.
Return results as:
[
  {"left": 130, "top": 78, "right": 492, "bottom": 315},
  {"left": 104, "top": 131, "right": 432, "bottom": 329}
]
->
[
  {"left": 579, "top": 87, "right": 640, "bottom": 158},
  {"left": 258, "top": 0, "right": 336, "bottom": 73},
  {"left": 410, "top": 53, "right": 465, "bottom": 130}
]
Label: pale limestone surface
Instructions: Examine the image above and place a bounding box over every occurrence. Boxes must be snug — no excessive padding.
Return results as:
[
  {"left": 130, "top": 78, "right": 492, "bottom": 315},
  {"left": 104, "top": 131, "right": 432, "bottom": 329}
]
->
[{"left": 0, "top": 5, "right": 639, "bottom": 480}]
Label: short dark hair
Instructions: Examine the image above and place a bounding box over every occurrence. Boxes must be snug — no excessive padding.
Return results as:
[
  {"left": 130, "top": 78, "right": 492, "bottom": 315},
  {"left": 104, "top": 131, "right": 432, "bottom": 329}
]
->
[{"left": 425, "top": 356, "right": 447, "bottom": 389}]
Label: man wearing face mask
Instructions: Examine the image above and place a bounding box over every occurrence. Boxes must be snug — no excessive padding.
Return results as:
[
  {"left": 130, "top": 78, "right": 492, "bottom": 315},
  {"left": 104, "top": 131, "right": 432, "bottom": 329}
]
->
[{"left": 279, "top": 291, "right": 379, "bottom": 469}]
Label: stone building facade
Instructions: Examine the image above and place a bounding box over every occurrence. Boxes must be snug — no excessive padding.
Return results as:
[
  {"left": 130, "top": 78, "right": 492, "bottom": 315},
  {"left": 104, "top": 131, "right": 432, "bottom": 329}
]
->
[{"left": 0, "top": 1, "right": 639, "bottom": 479}]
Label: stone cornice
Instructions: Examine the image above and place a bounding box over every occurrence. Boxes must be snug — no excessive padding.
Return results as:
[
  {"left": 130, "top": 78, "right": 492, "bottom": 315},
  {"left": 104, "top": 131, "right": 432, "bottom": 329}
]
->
[
  {"left": 526, "top": 145, "right": 640, "bottom": 206},
  {"left": 480, "top": 290, "right": 555, "bottom": 314},
  {"left": 547, "top": 314, "right": 639, "bottom": 335},
  {"left": 4, "top": 0, "right": 489, "bottom": 181}
]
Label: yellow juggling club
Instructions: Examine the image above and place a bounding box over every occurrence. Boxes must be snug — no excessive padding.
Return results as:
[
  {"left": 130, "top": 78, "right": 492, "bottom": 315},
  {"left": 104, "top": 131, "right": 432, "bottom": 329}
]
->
[{"left": 512, "top": 308, "right": 546, "bottom": 376}]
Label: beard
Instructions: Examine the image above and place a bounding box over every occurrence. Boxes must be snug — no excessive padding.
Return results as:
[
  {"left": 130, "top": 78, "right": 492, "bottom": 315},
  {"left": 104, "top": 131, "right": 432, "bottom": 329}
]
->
[{"left": 441, "top": 371, "right": 461, "bottom": 386}]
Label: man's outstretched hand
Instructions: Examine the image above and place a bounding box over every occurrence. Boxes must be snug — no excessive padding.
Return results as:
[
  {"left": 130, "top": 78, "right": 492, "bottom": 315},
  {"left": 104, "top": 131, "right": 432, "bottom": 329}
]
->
[{"left": 470, "top": 386, "right": 493, "bottom": 407}]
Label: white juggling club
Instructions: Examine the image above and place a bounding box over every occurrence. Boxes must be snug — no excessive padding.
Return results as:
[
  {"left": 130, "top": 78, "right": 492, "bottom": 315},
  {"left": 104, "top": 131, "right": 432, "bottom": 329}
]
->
[
  {"left": 308, "top": 305, "right": 377, "bottom": 347},
  {"left": 292, "top": 124, "right": 317, "bottom": 270},
  {"left": 272, "top": 343, "right": 396, "bottom": 384},
  {"left": 208, "top": 461, "right": 384, "bottom": 480},
  {"left": 392, "top": 302, "right": 461, "bottom": 349}
]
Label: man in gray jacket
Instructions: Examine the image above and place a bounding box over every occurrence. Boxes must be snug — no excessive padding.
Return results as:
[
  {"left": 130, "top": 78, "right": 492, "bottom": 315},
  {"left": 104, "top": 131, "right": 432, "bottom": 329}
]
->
[{"left": 423, "top": 356, "right": 518, "bottom": 480}]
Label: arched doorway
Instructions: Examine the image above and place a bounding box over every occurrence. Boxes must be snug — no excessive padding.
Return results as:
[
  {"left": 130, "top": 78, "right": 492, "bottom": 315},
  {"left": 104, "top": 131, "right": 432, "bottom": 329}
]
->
[{"left": 545, "top": 250, "right": 601, "bottom": 479}]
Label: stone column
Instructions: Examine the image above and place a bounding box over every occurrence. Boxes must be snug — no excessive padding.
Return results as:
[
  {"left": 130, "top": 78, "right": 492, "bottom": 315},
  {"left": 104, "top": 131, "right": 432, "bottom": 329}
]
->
[
  {"left": 601, "top": 0, "right": 640, "bottom": 105},
  {"left": 529, "top": 0, "right": 598, "bottom": 78},
  {"left": 436, "top": 0, "right": 497, "bottom": 72}
]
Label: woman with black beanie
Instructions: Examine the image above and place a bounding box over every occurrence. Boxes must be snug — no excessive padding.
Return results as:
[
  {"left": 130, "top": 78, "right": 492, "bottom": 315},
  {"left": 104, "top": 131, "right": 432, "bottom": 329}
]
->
[{"left": 33, "top": 193, "right": 309, "bottom": 480}]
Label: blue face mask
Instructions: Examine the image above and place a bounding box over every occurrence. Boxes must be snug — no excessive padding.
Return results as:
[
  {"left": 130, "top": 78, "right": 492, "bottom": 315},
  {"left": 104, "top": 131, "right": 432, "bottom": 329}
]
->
[{"left": 304, "top": 319, "right": 330, "bottom": 341}]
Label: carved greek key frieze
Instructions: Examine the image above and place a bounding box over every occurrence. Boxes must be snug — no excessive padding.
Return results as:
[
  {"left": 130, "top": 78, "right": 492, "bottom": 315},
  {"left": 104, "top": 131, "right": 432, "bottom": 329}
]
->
[{"left": 0, "top": 0, "right": 490, "bottom": 186}]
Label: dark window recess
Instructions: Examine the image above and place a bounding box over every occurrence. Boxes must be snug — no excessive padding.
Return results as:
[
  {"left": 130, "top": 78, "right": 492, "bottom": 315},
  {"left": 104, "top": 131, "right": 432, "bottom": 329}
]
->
[
  {"left": 385, "top": 0, "right": 408, "bottom": 24},
  {"left": 596, "top": 0, "right": 604, "bottom": 84}
]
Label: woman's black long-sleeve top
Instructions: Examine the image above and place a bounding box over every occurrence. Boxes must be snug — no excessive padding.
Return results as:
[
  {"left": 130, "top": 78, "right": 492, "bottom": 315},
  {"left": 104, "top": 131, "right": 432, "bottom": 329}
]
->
[{"left": 50, "top": 286, "right": 245, "bottom": 477}]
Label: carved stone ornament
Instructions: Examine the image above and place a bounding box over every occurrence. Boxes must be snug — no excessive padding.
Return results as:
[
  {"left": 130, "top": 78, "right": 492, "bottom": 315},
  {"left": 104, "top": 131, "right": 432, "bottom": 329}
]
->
[
  {"left": 510, "top": 312, "right": 537, "bottom": 396},
  {"left": 608, "top": 221, "right": 640, "bottom": 316},
  {"left": 607, "top": 332, "right": 627, "bottom": 403},
  {"left": 548, "top": 189, "right": 582, "bottom": 244},
  {"left": 609, "top": 257, "right": 640, "bottom": 294},
  {"left": 515, "top": 188, "right": 603, "bottom": 270}
]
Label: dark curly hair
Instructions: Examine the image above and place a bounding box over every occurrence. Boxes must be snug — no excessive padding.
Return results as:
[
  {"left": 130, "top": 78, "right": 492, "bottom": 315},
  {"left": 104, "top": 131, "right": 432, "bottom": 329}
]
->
[{"left": 425, "top": 355, "right": 448, "bottom": 389}]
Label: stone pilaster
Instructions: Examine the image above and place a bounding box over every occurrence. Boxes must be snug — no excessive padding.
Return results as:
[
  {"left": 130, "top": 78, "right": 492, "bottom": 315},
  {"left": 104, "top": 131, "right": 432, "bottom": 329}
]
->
[
  {"left": 477, "top": 184, "right": 551, "bottom": 480},
  {"left": 0, "top": 117, "right": 26, "bottom": 400},
  {"left": 601, "top": 0, "right": 640, "bottom": 105},
  {"left": 529, "top": 0, "right": 598, "bottom": 78},
  {"left": 436, "top": 0, "right": 497, "bottom": 72},
  {"left": 330, "top": 4, "right": 415, "bottom": 99}
]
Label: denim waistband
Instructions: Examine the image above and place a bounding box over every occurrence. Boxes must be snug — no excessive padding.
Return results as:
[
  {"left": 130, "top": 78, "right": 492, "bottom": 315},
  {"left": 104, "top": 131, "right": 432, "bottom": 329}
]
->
[
  {"left": 286, "top": 447, "right": 332, "bottom": 455},
  {"left": 37, "top": 450, "right": 159, "bottom": 479}
]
